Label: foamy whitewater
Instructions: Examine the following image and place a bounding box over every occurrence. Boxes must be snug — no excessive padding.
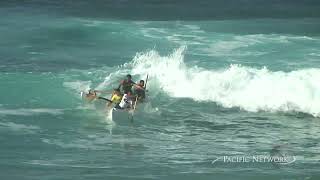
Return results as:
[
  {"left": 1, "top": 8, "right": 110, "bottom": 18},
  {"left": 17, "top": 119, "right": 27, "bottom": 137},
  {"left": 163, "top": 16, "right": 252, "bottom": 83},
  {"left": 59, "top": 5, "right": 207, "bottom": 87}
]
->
[
  {"left": 1, "top": 1, "right": 320, "bottom": 180},
  {"left": 131, "top": 47, "right": 320, "bottom": 116}
]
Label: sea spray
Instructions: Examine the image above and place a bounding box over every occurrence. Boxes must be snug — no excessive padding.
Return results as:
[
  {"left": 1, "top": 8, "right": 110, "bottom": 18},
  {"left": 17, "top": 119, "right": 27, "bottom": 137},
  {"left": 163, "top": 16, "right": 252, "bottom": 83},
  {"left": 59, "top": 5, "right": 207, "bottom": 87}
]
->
[{"left": 130, "top": 47, "right": 320, "bottom": 116}]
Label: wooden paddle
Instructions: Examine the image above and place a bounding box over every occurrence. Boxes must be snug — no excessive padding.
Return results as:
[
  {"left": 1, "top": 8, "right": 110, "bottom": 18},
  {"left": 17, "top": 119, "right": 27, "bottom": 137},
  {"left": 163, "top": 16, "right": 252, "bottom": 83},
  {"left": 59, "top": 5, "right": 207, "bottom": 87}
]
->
[
  {"left": 129, "top": 74, "right": 149, "bottom": 120},
  {"left": 97, "top": 96, "right": 113, "bottom": 103},
  {"left": 144, "top": 74, "right": 149, "bottom": 90}
]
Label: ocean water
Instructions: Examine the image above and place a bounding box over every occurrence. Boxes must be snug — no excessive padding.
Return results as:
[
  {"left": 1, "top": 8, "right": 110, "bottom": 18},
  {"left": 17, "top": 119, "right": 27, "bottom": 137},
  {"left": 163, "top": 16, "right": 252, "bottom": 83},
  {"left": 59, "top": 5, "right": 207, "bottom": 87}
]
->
[{"left": 1, "top": 1, "right": 320, "bottom": 180}]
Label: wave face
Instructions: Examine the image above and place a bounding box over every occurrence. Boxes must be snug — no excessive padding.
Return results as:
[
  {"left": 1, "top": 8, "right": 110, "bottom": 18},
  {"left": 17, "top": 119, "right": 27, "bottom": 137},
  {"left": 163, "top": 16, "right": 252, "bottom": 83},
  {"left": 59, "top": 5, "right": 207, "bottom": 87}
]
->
[{"left": 130, "top": 47, "right": 320, "bottom": 116}]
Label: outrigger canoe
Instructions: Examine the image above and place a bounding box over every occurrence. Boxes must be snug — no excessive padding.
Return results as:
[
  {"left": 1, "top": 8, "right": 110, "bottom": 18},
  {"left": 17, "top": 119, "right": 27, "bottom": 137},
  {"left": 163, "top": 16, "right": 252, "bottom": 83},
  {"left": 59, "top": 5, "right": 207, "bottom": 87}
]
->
[
  {"left": 82, "top": 75, "right": 149, "bottom": 123},
  {"left": 81, "top": 91, "right": 146, "bottom": 122},
  {"left": 110, "top": 96, "right": 148, "bottom": 122},
  {"left": 110, "top": 107, "right": 134, "bottom": 122}
]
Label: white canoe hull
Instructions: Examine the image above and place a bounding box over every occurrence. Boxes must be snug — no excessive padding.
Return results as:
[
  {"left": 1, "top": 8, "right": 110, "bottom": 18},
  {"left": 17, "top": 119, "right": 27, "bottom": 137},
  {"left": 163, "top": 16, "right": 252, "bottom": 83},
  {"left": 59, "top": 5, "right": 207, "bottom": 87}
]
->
[
  {"left": 110, "top": 108, "right": 134, "bottom": 123},
  {"left": 110, "top": 101, "right": 147, "bottom": 123},
  {"left": 81, "top": 91, "right": 148, "bottom": 123}
]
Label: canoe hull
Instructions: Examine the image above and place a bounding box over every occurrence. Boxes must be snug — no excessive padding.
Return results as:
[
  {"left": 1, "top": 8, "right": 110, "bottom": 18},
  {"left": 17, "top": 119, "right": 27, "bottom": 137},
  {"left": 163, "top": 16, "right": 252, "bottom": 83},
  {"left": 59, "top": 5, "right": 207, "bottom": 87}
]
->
[{"left": 110, "top": 108, "right": 134, "bottom": 123}]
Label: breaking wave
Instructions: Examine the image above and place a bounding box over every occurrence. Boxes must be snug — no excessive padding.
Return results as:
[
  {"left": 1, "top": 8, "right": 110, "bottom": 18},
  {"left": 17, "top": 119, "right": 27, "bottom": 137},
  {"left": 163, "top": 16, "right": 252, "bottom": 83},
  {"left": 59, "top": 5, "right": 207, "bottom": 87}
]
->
[{"left": 130, "top": 47, "right": 320, "bottom": 116}]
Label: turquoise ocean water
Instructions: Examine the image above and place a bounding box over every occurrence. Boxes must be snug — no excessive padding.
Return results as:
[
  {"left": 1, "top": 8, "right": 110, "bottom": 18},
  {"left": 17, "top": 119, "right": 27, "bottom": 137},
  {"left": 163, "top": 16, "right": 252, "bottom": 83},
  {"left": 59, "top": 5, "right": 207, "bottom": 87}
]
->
[{"left": 1, "top": 1, "right": 320, "bottom": 179}]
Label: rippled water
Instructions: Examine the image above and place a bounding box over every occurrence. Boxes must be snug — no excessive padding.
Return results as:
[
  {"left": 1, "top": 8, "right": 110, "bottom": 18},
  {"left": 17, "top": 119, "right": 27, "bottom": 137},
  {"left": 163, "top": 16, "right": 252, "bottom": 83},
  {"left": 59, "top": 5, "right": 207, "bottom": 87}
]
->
[{"left": 1, "top": 1, "right": 320, "bottom": 180}]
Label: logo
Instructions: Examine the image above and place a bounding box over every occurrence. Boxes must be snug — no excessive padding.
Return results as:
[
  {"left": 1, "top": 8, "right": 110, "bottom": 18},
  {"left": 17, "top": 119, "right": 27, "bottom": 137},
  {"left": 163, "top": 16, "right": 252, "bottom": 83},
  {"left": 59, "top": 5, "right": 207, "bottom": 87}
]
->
[{"left": 211, "top": 144, "right": 296, "bottom": 165}]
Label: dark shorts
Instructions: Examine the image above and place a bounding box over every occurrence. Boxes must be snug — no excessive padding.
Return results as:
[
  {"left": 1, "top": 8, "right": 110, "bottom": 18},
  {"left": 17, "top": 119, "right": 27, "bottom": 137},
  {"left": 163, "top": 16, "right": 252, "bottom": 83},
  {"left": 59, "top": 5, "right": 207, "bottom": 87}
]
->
[{"left": 134, "top": 89, "right": 145, "bottom": 99}]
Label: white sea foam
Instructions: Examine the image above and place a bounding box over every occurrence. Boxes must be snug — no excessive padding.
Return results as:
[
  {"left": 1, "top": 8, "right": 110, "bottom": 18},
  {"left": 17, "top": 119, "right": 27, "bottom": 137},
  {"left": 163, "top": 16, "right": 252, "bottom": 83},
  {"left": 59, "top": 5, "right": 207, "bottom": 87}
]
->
[
  {"left": 202, "top": 34, "right": 317, "bottom": 57},
  {"left": 0, "top": 108, "right": 64, "bottom": 116},
  {"left": 130, "top": 47, "right": 320, "bottom": 117},
  {"left": 63, "top": 81, "right": 92, "bottom": 93},
  {"left": 25, "top": 160, "right": 111, "bottom": 169},
  {"left": 0, "top": 122, "right": 40, "bottom": 133}
]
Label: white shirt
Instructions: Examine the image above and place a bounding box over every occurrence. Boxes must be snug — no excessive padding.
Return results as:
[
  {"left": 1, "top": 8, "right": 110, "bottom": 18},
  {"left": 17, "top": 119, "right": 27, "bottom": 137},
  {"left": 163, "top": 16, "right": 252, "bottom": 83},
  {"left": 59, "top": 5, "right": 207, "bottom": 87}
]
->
[{"left": 119, "top": 94, "right": 132, "bottom": 109}]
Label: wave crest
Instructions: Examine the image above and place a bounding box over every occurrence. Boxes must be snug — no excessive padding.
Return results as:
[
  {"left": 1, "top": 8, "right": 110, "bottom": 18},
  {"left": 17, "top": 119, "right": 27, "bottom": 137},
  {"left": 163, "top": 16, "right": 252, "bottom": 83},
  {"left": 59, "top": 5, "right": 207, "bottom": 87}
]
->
[{"left": 130, "top": 47, "right": 320, "bottom": 116}]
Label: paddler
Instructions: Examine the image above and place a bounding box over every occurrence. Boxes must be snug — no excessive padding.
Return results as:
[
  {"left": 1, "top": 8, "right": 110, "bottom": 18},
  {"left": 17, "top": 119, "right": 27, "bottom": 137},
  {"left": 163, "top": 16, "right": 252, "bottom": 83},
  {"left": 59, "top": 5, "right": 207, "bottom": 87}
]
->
[
  {"left": 115, "top": 92, "right": 134, "bottom": 110},
  {"left": 118, "top": 74, "right": 136, "bottom": 94},
  {"left": 134, "top": 80, "right": 146, "bottom": 101},
  {"left": 83, "top": 89, "right": 98, "bottom": 102},
  {"left": 108, "top": 88, "right": 122, "bottom": 107}
]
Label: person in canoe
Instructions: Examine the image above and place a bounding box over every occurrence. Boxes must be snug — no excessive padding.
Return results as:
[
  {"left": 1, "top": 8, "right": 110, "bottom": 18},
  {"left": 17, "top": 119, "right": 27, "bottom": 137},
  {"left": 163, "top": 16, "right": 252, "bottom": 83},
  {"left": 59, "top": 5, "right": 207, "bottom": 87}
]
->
[
  {"left": 82, "top": 89, "right": 118, "bottom": 105},
  {"left": 118, "top": 74, "right": 136, "bottom": 94},
  {"left": 114, "top": 92, "right": 135, "bottom": 110},
  {"left": 108, "top": 88, "right": 122, "bottom": 107},
  {"left": 133, "top": 80, "right": 146, "bottom": 101},
  {"left": 82, "top": 89, "right": 99, "bottom": 102}
]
